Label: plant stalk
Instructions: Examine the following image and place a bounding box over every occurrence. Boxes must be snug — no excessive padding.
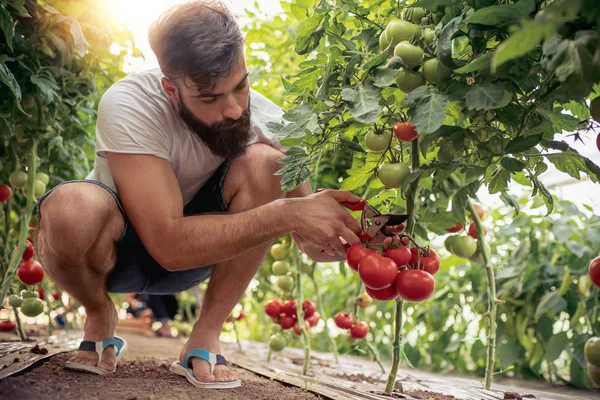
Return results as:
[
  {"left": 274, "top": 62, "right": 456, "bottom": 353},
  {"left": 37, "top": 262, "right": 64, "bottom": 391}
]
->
[
  {"left": 13, "top": 307, "right": 27, "bottom": 341},
  {"left": 366, "top": 339, "right": 386, "bottom": 374},
  {"left": 0, "top": 141, "right": 37, "bottom": 307},
  {"left": 309, "top": 269, "right": 339, "bottom": 363},
  {"left": 384, "top": 138, "right": 420, "bottom": 394},
  {"left": 293, "top": 245, "right": 311, "bottom": 375}
]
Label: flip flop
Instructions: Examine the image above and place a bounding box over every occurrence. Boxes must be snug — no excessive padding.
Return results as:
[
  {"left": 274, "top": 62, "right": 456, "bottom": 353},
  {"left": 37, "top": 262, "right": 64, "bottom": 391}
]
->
[
  {"left": 170, "top": 349, "right": 241, "bottom": 389},
  {"left": 64, "top": 336, "right": 127, "bottom": 375}
]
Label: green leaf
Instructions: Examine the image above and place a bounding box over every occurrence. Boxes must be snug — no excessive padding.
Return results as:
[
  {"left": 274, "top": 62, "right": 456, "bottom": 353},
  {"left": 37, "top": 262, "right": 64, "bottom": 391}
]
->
[
  {"left": 295, "top": 27, "right": 324, "bottom": 55},
  {"left": 31, "top": 71, "right": 60, "bottom": 104},
  {"left": 545, "top": 151, "right": 586, "bottom": 181},
  {"left": 453, "top": 53, "right": 493, "bottom": 74},
  {"left": 465, "top": 82, "right": 508, "bottom": 111},
  {"left": 340, "top": 172, "right": 371, "bottom": 191},
  {"left": 545, "top": 332, "right": 569, "bottom": 362},
  {"left": 340, "top": 85, "right": 382, "bottom": 123},
  {"left": 535, "top": 291, "right": 567, "bottom": 321},
  {"left": 402, "top": 85, "right": 432, "bottom": 107},
  {"left": 0, "top": 62, "right": 25, "bottom": 114},
  {"left": 67, "top": 17, "right": 90, "bottom": 57},
  {"left": 500, "top": 191, "right": 520, "bottom": 216},
  {"left": 530, "top": 173, "right": 554, "bottom": 215},
  {"left": 541, "top": 140, "right": 600, "bottom": 183},
  {"left": 362, "top": 49, "right": 388, "bottom": 71},
  {"left": 0, "top": 5, "right": 14, "bottom": 52},
  {"left": 372, "top": 56, "right": 404, "bottom": 88},
  {"left": 437, "top": 15, "right": 464, "bottom": 69},
  {"left": 339, "top": 138, "right": 366, "bottom": 154},
  {"left": 500, "top": 157, "right": 526, "bottom": 172},
  {"left": 343, "top": 54, "right": 363, "bottom": 86},
  {"left": 489, "top": 169, "right": 510, "bottom": 194},
  {"left": 408, "top": 92, "right": 449, "bottom": 135},
  {"left": 410, "top": 0, "right": 461, "bottom": 10},
  {"left": 451, "top": 181, "right": 480, "bottom": 225},
  {"left": 465, "top": 0, "right": 535, "bottom": 27},
  {"left": 538, "top": 109, "right": 580, "bottom": 133},
  {"left": 505, "top": 133, "right": 543, "bottom": 154}
]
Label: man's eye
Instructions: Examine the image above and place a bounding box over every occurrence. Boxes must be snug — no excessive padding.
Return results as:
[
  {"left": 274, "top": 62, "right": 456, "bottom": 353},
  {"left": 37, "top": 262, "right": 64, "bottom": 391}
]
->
[{"left": 201, "top": 98, "right": 217, "bottom": 104}]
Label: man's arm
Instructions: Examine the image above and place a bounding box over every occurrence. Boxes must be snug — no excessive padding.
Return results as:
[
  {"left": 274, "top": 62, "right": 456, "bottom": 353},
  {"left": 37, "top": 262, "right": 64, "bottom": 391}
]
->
[{"left": 106, "top": 153, "right": 361, "bottom": 270}]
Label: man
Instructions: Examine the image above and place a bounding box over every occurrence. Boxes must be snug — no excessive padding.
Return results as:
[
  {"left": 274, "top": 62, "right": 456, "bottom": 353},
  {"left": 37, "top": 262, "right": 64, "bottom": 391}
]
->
[{"left": 35, "top": 0, "right": 362, "bottom": 389}]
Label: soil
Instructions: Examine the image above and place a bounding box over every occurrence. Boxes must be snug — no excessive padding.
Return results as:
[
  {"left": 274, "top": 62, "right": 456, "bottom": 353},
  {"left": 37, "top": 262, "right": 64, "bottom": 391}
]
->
[{"left": 0, "top": 332, "right": 323, "bottom": 400}]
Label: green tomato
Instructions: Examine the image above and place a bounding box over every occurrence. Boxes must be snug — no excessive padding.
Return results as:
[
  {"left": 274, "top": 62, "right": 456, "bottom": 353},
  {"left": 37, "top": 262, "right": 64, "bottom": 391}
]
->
[
  {"left": 588, "top": 363, "right": 600, "bottom": 386},
  {"left": 21, "top": 289, "right": 39, "bottom": 298},
  {"left": 422, "top": 58, "right": 452, "bottom": 84},
  {"left": 468, "top": 242, "right": 492, "bottom": 265},
  {"left": 270, "top": 324, "right": 282, "bottom": 335},
  {"left": 402, "top": 7, "right": 427, "bottom": 24},
  {"left": 395, "top": 69, "right": 425, "bottom": 93},
  {"left": 268, "top": 333, "right": 286, "bottom": 352},
  {"left": 270, "top": 243, "right": 287, "bottom": 260},
  {"left": 272, "top": 260, "right": 290, "bottom": 276},
  {"left": 378, "top": 162, "right": 411, "bottom": 189},
  {"left": 423, "top": 28, "right": 435, "bottom": 44},
  {"left": 365, "top": 131, "right": 391, "bottom": 153},
  {"left": 590, "top": 98, "right": 600, "bottom": 123},
  {"left": 23, "top": 180, "right": 46, "bottom": 200},
  {"left": 394, "top": 41, "right": 424, "bottom": 70},
  {"left": 379, "top": 31, "right": 390, "bottom": 53},
  {"left": 452, "top": 236, "right": 478, "bottom": 258},
  {"left": 36, "top": 172, "right": 50, "bottom": 185},
  {"left": 276, "top": 276, "right": 294, "bottom": 291},
  {"left": 299, "top": 263, "right": 314, "bottom": 274},
  {"left": 9, "top": 170, "right": 28, "bottom": 189},
  {"left": 385, "top": 20, "right": 421, "bottom": 48},
  {"left": 20, "top": 297, "right": 45, "bottom": 317},
  {"left": 585, "top": 337, "right": 600, "bottom": 367},
  {"left": 8, "top": 294, "right": 22, "bottom": 308},
  {"left": 444, "top": 235, "right": 459, "bottom": 253}
]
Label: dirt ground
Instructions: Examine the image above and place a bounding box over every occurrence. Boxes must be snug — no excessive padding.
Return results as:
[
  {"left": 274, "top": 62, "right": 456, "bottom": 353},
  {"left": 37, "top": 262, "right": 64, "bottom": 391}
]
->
[{"left": 0, "top": 332, "right": 322, "bottom": 400}]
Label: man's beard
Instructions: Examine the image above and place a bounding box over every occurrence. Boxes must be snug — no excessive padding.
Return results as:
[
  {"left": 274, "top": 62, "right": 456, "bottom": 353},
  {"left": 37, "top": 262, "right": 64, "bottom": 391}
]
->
[{"left": 178, "top": 97, "right": 252, "bottom": 160}]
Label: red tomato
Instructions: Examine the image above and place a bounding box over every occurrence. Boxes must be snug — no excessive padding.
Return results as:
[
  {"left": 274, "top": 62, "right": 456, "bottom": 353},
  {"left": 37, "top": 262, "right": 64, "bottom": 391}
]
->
[
  {"left": 0, "top": 185, "right": 12, "bottom": 202},
  {"left": 400, "top": 237, "right": 410, "bottom": 247},
  {"left": 350, "top": 321, "right": 369, "bottom": 339},
  {"left": 393, "top": 122, "right": 418, "bottom": 142},
  {"left": 334, "top": 312, "right": 354, "bottom": 329},
  {"left": 365, "top": 285, "right": 398, "bottom": 301},
  {"left": 306, "top": 312, "right": 320, "bottom": 327},
  {"left": 279, "top": 314, "right": 295, "bottom": 330},
  {"left": 468, "top": 223, "right": 488, "bottom": 239},
  {"left": 358, "top": 253, "right": 399, "bottom": 290},
  {"left": 293, "top": 320, "right": 310, "bottom": 336},
  {"left": 395, "top": 269, "right": 435, "bottom": 302},
  {"left": 17, "top": 259, "right": 45, "bottom": 285},
  {"left": 0, "top": 320, "right": 16, "bottom": 332},
  {"left": 346, "top": 244, "right": 373, "bottom": 271},
  {"left": 281, "top": 300, "right": 297, "bottom": 317},
  {"left": 51, "top": 291, "right": 61, "bottom": 301},
  {"left": 264, "top": 300, "right": 282, "bottom": 318},
  {"left": 410, "top": 247, "right": 440, "bottom": 275},
  {"left": 384, "top": 246, "right": 412, "bottom": 267},
  {"left": 37, "top": 288, "right": 45, "bottom": 301},
  {"left": 590, "top": 256, "right": 600, "bottom": 289},
  {"left": 470, "top": 204, "right": 484, "bottom": 220},
  {"left": 302, "top": 300, "right": 316, "bottom": 318},
  {"left": 445, "top": 221, "right": 463, "bottom": 233},
  {"left": 21, "top": 239, "right": 34, "bottom": 261},
  {"left": 236, "top": 311, "right": 246, "bottom": 321},
  {"left": 225, "top": 315, "right": 232, "bottom": 323}
]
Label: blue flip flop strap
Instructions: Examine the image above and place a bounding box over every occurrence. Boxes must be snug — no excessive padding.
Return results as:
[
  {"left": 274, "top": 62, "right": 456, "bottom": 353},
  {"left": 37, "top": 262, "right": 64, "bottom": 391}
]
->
[
  {"left": 183, "top": 349, "right": 227, "bottom": 374},
  {"left": 77, "top": 337, "right": 124, "bottom": 365}
]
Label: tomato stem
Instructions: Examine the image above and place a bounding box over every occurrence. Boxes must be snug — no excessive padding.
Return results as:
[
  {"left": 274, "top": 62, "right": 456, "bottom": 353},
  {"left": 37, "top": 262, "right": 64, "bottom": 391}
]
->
[
  {"left": 309, "top": 268, "right": 339, "bottom": 363},
  {"left": 292, "top": 244, "right": 311, "bottom": 375},
  {"left": 267, "top": 348, "right": 272, "bottom": 362},
  {"left": 0, "top": 140, "right": 38, "bottom": 313},
  {"left": 13, "top": 307, "right": 27, "bottom": 341},
  {"left": 385, "top": 137, "right": 420, "bottom": 394},
  {"left": 352, "top": 280, "right": 363, "bottom": 320},
  {"left": 231, "top": 320, "right": 242, "bottom": 351},
  {"left": 366, "top": 339, "right": 386, "bottom": 374}
]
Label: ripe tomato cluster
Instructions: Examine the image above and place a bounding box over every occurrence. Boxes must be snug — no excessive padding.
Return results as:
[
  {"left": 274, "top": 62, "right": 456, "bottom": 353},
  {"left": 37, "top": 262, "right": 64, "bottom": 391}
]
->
[
  {"left": 346, "top": 236, "right": 438, "bottom": 303},
  {"left": 333, "top": 312, "right": 370, "bottom": 339},
  {"left": 264, "top": 299, "right": 319, "bottom": 336}
]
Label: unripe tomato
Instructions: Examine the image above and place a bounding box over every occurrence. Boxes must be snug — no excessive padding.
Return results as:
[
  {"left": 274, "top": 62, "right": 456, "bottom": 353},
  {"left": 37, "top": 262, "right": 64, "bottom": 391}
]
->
[
  {"left": 8, "top": 294, "right": 22, "bottom": 308},
  {"left": 379, "top": 31, "right": 390, "bottom": 52},
  {"left": 270, "top": 243, "right": 287, "bottom": 260},
  {"left": 276, "top": 276, "right": 294, "bottom": 291},
  {"left": 395, "top": 69, "right": 425, "bottom": 93},
  {"left": 272, "top": 260, "right": 290, "bottom": 276},
  {"left": 9, "top": 170, "right": 28, "bottom": 189},
  {"left": 21, "top": 289, "right": 39, "bottom": 298},
  {"left": 20, "top": 297, "right": 45, "bottom": 317},
  {"left": 23, "top": 180, "right": 46, "bottom": 199},
  {"left": 423, "top": 28, "right": 435, "bottom": 44},
  {"left": 584, "top": 336, "right": 600, "bottom": 366},
  {"left": 356, "top": 293, "right": 373, "bottom": 309},
  {"left": 268, "top": 333, "right": 286, "bottom": 351},
  {"left": 365, "top": 131, "right": 392, "bottom": 152},
  {"left": 0, "top": 184, "right": 12, "bottom": 202},
  {"left": 393, "top": 41, "right": 424, "bottom": 69},
  {"left": 422, "top": 58, "right": 452, "bottom": 84},
  {"left": 378, "top": 162, "right": 410, "bottom": 189},
  {"left": 350, "top": 321, "right": 369, "bottom": 339},
  {"left": 385, "top": 20, "right": 421, "bottom": 48},
  {"left": 36, "top": 172, "right": 50, "bottom": 185},
  {"left": 452, "top": 236, "right": 478, "bottom": 258},
  {"left": 393, "top": 122, "right": 418, "bottom": 142}
]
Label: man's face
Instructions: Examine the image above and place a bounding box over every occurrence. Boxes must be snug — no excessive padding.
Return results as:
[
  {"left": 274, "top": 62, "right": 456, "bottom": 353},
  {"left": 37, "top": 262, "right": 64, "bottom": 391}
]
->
[{"left": 167, "top": 56, "right": 252, "bottom": 159}]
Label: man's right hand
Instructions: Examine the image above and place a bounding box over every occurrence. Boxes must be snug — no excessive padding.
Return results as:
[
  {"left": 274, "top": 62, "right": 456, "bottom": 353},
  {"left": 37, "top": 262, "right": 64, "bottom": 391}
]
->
[{"left": 287, "top": 189, "right": 364, "bottom": 258}]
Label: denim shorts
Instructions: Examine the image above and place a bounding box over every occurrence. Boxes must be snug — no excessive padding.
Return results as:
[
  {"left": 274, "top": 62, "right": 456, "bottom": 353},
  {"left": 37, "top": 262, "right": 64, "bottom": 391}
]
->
[{"left": 36, "top": 160, "right": 232, "bottom": 295}]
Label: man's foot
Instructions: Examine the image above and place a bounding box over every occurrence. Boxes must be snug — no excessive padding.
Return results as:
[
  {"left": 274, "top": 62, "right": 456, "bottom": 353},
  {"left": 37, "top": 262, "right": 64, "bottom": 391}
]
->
[
  {"left": 180, "top": 333, "right": 240, "bottom": 383},
  {"left": 155, "top": 322, "right": 173, "bottom": 338},
  {"left": 67, "top": 305, "right": 118, "bottom": 372}
]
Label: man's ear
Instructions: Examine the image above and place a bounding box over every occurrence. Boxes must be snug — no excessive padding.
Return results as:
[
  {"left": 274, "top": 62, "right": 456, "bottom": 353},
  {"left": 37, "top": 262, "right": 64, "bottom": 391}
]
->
[{"left": 161, "top": 77, "right": 180, "bottom": 103}]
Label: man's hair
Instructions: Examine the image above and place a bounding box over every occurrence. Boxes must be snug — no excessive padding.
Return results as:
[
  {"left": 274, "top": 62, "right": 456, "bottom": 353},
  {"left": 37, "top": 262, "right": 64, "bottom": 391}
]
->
[{"left": 148, "top": 1, "right": 244, "bottom": 92}]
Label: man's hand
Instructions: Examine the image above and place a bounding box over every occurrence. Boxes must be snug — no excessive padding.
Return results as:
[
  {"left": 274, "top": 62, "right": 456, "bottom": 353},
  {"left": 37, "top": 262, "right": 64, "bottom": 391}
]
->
[{"left": 287, "top": 189, "right": 363, "bottom": 259}]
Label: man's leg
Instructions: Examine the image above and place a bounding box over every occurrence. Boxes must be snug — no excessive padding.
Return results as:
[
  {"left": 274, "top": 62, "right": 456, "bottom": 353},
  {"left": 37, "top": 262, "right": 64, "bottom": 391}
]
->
[
  {"left": 35, "top": 183, "right": 125, "bottom": 372},
  {"left": 180, "top": 143, "right": 288, "bottom": 383}
]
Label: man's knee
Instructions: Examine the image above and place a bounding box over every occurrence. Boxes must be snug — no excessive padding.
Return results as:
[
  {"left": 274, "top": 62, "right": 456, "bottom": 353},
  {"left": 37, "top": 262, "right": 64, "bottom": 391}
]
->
[
  {"left": 38, "top": 183, "right": 124, "bottom": 247},
  {"left": 223, "top": 144, "right": 285, "bottom": 203}
]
